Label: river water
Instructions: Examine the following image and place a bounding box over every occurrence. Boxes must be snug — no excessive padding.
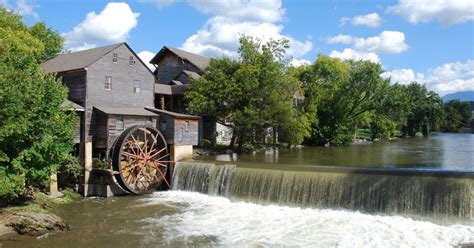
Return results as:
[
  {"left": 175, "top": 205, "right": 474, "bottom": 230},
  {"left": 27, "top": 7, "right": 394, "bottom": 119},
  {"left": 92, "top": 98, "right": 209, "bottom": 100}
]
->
[
  {"left": 196, "top": 133, "right": 474, "bottom": 170},
  {"left": 3, "top": 133, "right": 474, "bottom": 247}
]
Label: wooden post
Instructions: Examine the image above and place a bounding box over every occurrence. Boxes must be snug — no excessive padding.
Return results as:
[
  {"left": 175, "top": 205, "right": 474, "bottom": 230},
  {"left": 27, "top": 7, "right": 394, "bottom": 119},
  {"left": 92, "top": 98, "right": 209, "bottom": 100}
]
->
[
  {"left": 48, "top": 172, "right": 58, "bottom": 195},
  {"left": 84, "top": 140, "right": 93, "bottom": 186},
  {"left": 160, "top": 96, "right": 165, "bottom": 110}
]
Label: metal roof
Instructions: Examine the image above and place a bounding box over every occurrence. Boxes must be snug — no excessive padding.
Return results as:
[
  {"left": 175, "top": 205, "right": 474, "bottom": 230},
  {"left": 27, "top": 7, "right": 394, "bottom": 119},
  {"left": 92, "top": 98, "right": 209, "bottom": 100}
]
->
[
  {"left": 94, "top": 106, "right": 158, "bottom": 116},
  {"left": 61, "top": 100, "right": 84, "bottom": 111},
  {"left": 145, "top": 107, "right": 201, "bottom": 120},
  {"left": 154, "top": 84, "right": 189, "bottom": 95},
  {"left": 150, "top": 46, "right": 210, "bottom": 71},
  {"left": 41, "top": 43, "right": 123, "bottom": 73}
]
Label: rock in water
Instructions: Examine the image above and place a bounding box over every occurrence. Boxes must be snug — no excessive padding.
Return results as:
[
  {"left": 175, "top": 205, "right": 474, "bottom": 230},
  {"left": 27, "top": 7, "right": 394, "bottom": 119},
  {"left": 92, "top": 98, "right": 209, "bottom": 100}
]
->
[{"left": 7, "top": 212, "right": 67, "bottom": 236}]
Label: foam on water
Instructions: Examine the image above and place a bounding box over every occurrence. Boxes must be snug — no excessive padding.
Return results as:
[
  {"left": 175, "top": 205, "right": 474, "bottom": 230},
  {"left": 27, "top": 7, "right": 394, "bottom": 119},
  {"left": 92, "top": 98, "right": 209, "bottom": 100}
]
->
[{"left": 139, "top": 191, "right": 474, "bottom": 247}]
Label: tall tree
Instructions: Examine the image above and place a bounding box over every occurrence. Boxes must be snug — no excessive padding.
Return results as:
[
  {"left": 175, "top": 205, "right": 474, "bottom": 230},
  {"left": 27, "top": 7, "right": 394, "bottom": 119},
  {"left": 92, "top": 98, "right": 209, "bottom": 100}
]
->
[
  {"left": 0, "top": 8, "right": 76, "bottom": 204},
  {"left": 186, "top": 36, "right": 309, "bottom": 149},
  {"left": 302, "top": 56, "right": 389, "bottom": 145},
  {"left": 402, "top": 83, "right": 443, "bottom": 137},
  {"left": 441, "top": 100, "right": 471, "bottom": 132}
]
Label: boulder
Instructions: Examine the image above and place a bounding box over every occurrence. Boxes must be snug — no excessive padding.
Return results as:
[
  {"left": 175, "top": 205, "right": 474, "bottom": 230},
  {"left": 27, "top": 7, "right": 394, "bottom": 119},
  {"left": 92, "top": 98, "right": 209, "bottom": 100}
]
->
[{"left": 7, "top": 212, "right": 67, "bottom": 236}]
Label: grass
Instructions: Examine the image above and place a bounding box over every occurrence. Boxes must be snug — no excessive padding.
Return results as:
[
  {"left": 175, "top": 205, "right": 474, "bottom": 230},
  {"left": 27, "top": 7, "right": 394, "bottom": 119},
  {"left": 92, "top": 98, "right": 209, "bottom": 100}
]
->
[{"left": 1, "top": 188, "right": 81, "bottom": 215}]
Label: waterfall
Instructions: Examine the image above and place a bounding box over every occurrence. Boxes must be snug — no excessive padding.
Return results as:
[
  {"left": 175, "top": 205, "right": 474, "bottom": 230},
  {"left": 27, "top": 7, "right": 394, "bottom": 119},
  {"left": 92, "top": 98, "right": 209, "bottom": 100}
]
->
[
  {"left": 172, "top": 162, "right": 235, "bottom": 195},
  {"left": 171, "top": 162, "right": 473, "bottom": 218}
]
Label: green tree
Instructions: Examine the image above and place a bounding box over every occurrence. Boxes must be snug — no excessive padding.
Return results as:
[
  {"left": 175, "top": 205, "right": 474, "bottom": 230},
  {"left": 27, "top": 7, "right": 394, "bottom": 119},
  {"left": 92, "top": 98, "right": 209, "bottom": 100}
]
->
[
  {"left": 441, "top": 100, "right": 471, "bottom": 132},
  {"left": 302, "top": 56, "right": 390, "bottom": 145},
  {"left": 402, "top": 83, "right": 443, "bottom": 137},
  {"left": 0, "top": 8, "right": 76, "bottom": 204},
  {"left": 186, "top": 36, "right": 309, "bottom": 149}
]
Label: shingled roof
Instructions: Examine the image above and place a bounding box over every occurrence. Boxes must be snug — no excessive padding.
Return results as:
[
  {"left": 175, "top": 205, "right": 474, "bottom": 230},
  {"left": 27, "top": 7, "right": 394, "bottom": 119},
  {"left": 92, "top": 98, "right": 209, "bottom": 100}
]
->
[
  {"left": 150, "top": 46, "right": 210, "bottom": 71},
  {"left": 42, "top": 43, "right": 123, "bottom": 73}
]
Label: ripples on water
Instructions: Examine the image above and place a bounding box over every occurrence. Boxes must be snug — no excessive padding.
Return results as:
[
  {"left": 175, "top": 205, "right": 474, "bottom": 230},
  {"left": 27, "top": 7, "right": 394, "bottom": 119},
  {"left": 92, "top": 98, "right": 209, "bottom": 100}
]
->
[{"left": 140, "top": 191, "right": 474, "bottom": 247}]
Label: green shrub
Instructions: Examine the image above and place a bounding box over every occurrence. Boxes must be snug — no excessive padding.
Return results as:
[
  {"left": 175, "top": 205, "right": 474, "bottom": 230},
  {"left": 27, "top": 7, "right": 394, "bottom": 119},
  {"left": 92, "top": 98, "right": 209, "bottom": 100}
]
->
[{"left": 0, "top": 168, "right": 24, "bottom": 206}]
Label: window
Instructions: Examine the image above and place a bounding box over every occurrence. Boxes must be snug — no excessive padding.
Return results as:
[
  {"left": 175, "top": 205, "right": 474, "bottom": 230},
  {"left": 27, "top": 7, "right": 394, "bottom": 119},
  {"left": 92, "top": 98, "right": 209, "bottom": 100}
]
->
[
  {"left": 161, "top": 119, "right": 167, "bottom": 130},
  {"left": 133, "top": 80, "right": 141, "bottom": 93},
  {"left": 184, "top": 121, "right": 189, "bottom": 132},
  {"left": 112, "top": 53, "right": 118, "bottom": 63},
  {"left": 129, "top": 56, "right": 134, "bottom": 66},
  {"left": 104, "top": 76, "right": 112, "bottom": 90},
  {"left": 116, "top": 116, "right": 124, "bottom": 131},
  {"left": 146, "top": 117, "right": 153, "bottom": 126}
]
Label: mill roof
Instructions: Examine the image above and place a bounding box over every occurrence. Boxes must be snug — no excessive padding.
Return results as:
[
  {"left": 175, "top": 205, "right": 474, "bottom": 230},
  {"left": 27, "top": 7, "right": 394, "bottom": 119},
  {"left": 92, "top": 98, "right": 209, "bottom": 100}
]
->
[
  {"left": 94, "top": 106, "right": 158, "bottom": 117},
  {"left": 42, "top": 43, "right": 123, "bottom": 73},
  {"left": 150, "top": 46, "right": 210, "bottom": 71}
]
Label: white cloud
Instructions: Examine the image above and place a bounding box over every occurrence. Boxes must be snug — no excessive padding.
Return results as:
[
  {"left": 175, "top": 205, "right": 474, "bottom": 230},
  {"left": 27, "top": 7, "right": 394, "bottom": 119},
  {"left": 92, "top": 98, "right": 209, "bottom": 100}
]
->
[
  {"left": 188, "top": 0, "right": 285, "bottom": 22},
  {"left": 0, "top": 0, "right": 38, "bottom": 18},
  {"left": 380, "top": 69, "right": 424, "bottom": 85},
  {"left": 340, "top": 12, "right": 382, "bottom": 28},
  {"left": 427, "top": 60, "right": 474, "bottom": 95},
  {"left": 329, "top": 48, "right": 380, "bottom": 63},
  {"left": 327, "top": 34, "right": 353, "bottom": 44},
  {"left": 388, "top": 0, "right": 474, "bottom": 26},
  {"left": 382, "top": 60, "right": 474, "bottom": 96},
  {"left": 327, "top": 31, "right": 408, "bottom": 63},
  {"left": 177, "top": 0, "right": 312, "bottom": 61},
  {"left": 290, "top": 58, "right": 311, "bottom": 67},
  {"left": 353, "top": 31, "right": 408, "bottom": 54},
  {"left": 63, "top": 2, "right": 140, "bottom": 52},
  {"left": 137, "top": 50, "right": 156, "bottom": 70}
]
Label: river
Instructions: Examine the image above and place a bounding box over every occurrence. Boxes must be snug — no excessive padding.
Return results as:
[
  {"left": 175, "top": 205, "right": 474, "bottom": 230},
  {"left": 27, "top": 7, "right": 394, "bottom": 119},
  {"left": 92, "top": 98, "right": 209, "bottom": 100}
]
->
[
  {"left": 3, "top": 133, "right": 474, "bottom": 247},
  {"left": 196, "top": 132, "right": 474, "bottom": 170}
]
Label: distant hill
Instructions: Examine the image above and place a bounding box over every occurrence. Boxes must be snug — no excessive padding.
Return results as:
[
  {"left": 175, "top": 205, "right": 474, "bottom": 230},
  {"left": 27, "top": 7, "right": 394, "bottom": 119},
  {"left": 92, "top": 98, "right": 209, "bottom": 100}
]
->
[{"left": 442, "top": 91, "right": 474, "bottom": 102}]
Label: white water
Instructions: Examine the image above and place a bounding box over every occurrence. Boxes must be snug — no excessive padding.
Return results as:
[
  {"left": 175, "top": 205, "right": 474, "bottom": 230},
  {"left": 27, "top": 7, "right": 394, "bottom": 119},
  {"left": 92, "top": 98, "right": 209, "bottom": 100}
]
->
[{"left": 139, "top": 191, "right": 474, "bottom": 247}]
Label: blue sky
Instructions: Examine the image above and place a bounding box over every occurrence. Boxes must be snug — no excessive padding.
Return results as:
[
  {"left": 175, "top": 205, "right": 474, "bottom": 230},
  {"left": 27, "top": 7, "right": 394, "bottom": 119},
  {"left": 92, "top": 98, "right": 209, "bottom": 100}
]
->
[{"left": 2, "top": 0, "right": 473, "bottom": 96}]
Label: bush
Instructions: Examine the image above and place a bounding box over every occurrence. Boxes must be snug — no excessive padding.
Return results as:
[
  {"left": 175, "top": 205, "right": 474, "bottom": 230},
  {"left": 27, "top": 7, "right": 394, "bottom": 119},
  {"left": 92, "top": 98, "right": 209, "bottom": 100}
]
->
[{"left": 0, "top": 168, "right": 24, "bottom": 206}]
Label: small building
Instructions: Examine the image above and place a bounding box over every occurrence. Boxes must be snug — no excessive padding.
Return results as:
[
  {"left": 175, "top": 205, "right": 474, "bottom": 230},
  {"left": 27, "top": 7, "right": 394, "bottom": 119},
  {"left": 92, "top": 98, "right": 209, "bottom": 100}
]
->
[
  {"left": 146, "top": 107, "right": 200, "bottom": 161},
  {"left": 150, "top": 46, "right": 210, "bottom": 113}
]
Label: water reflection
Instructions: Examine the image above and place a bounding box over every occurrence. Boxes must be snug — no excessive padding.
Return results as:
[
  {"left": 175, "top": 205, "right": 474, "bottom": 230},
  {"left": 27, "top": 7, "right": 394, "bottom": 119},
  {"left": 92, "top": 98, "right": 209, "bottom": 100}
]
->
[{"left": 196, "top": 133, "right": 474, "bottom": 170}]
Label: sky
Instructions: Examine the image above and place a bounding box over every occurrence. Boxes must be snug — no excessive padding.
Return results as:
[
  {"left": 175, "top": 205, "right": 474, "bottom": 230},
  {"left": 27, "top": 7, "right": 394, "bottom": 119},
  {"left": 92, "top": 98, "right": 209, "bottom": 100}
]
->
[{"left": 1, "top": 0, "right": 473, "bottom": 96}]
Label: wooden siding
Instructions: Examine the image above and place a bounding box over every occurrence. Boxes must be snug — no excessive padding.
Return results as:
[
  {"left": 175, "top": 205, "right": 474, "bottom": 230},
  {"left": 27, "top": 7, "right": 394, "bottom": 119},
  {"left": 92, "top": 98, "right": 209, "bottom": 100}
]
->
[
  {"left": 73, "top": 111, "right": 83, "bottom": 144},
  {"left": 85, "top": 44, "right": 155, "bottom": 138},
  {"left": 92, "top": 110, "right": 108, "bottom": 149},
  {"left": 156, "top": 51, "right": 201, "bottom": 85},
  {"left": 158, "top": 114, "right": 175, "bottom": 145},
  {"left": 106, "top": 115, "right": 157, "bottom": 150},
  {"left": 174, "top": 118, "right": 199, "bottom": 146},
  {"left": 174, "top": 72, "right": 191, "bottom": 84},
  {"left": 60, "top": 71, "right": 86, "bottom": 106}
]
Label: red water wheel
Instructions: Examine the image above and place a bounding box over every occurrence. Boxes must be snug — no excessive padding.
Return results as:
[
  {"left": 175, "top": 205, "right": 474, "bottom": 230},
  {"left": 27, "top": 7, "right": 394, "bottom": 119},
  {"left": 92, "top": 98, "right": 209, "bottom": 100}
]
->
[{"left": 111, "top": 125, "right": 171, "bottom": 194}]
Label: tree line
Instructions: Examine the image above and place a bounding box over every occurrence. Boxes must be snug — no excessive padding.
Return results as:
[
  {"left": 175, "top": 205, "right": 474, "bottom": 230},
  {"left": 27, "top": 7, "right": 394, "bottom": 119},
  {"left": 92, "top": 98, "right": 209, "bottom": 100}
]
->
[{"left": 185, "top": 36, "right": 472, "bottom": 149}]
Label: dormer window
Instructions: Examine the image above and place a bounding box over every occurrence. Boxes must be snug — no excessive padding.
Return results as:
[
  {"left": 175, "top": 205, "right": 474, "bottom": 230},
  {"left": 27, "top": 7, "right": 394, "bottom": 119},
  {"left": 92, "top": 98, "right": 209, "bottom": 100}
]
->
[
  {"left": 112, "top": 53, "right": 118, "bottom": 63},
  {"left": 129, "top": 56, "right": 134, "bottom": 66}
]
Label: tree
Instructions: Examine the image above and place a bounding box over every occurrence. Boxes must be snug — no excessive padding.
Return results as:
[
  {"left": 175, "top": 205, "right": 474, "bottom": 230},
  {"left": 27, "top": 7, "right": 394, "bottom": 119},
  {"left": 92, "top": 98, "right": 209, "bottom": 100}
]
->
[
  {"left": 186, "top": 36, "right": 309, "bottom": 149},
  {"left": 441, "top": 100, "right": 471, "bottom": 132},
  {"left": 0, "top": 8, "right": 76, "bottom": 204},
  {"left": 402, "top": 83, "right": 443, "bottom": 137},
  {"left": 301, "top": 55, "right": 390, "bottom": 145}
]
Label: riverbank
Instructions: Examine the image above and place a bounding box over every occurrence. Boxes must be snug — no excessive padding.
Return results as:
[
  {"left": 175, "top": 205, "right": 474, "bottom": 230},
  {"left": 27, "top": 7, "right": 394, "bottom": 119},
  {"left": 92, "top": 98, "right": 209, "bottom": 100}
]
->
[{"left": 0, "top": 188, "right": 81, "bottom": 239}]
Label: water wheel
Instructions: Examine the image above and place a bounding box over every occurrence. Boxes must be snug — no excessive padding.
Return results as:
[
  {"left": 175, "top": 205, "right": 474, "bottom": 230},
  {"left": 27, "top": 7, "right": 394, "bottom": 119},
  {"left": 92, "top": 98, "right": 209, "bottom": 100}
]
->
[{"left": 111, "top": 125, "right": 171, "bottom": 194}]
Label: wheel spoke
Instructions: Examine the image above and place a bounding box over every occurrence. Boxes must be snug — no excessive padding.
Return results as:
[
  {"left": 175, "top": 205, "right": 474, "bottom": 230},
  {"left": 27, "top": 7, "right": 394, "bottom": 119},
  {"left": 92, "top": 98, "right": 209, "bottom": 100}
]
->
[
  {"left": 113, "top": 126, "right": 171, "bottom": 194},
  {"left": 149, "top": 147, "right": 167, "bottom": 159}
]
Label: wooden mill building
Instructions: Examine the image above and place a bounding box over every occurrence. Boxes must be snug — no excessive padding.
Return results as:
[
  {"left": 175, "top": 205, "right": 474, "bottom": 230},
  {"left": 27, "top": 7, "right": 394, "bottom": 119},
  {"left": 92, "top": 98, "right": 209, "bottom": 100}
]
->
[{"left": 42, "top": 42, "right": 160, "bottom": 159}]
